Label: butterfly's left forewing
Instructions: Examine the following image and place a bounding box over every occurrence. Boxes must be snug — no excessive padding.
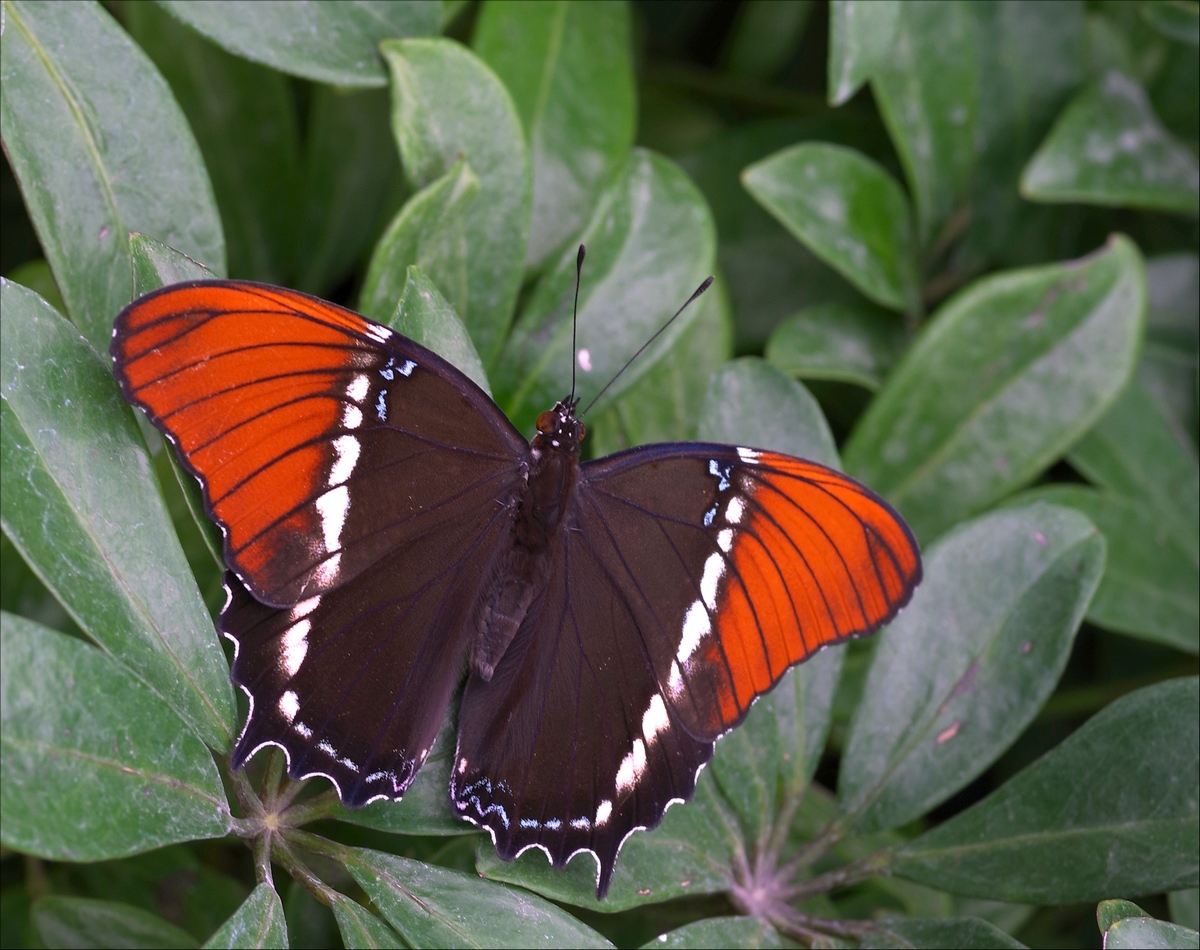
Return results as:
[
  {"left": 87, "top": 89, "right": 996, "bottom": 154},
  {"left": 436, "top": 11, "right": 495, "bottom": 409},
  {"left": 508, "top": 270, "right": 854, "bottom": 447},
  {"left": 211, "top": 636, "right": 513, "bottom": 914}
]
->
[{"left": 451, "top": 444, "right": 921, "bottom": 897}]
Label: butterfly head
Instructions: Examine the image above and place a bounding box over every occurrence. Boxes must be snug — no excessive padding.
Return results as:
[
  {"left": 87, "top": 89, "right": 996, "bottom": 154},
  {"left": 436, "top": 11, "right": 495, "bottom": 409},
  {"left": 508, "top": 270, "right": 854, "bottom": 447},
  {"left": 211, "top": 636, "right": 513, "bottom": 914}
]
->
[{"left": 533, "top": 398, "right": 585, "bottom": 456}]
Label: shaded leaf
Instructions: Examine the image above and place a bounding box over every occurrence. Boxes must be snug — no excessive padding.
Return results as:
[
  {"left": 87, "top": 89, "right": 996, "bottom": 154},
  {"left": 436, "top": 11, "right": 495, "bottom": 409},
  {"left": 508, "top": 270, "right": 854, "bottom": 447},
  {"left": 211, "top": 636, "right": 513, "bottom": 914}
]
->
[
  {"left": 641, "top": 916, "right": 783, "bottom": 949},
  {"left": 0, "top": 0, "right": 225, "bottom": 350},
  {"left": 725, "top": 0, "right": 813, "bottom": 79},
  {"left": 330, "top": 894, "right": 404, "bottom": 949},
  {"left": 861, "top": 916, "right": 1026, "bottom": 949},
  {"left": 203, "top": 884, "right": 288, "bottom": 950},
  {"left": 893, "top": 676, "right": 1200, "bottom": 902},
  {"left": 33, "top": 896, "right": 197, "bottom": 950},
  {"left": 765, "top": 302, "right": 907, "bottom": 391}
]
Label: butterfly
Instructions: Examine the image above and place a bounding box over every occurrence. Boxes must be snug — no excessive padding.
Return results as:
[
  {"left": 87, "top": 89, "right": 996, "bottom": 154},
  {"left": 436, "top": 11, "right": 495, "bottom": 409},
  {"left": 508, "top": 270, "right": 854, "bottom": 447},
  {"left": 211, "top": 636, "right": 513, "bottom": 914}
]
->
[{"left": 110, "top": 277, "right": 921, "bottom": 898}]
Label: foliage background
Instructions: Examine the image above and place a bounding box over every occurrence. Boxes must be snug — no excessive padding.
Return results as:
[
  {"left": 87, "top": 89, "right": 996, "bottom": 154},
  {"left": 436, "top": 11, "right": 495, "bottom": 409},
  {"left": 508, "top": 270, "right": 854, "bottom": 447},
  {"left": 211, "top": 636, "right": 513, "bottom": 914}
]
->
[{"left": 1, "top": 1, "right": 1198, "bottom": 948}]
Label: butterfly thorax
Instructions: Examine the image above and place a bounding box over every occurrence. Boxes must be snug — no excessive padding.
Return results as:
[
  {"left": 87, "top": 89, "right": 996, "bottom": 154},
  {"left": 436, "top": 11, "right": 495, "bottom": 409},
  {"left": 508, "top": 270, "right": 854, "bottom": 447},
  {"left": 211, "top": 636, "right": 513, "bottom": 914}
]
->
[{"left": 469, "top": 400, "right": 584, "bottom": 682}]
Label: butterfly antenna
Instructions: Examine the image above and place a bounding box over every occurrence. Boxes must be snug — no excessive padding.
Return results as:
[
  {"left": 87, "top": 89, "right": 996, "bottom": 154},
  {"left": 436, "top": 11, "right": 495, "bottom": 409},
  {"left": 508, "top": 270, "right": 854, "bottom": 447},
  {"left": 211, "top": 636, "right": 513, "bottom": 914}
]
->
[
  {"left": 570, "top": 244, "right": 585, "bottom": 404},
  {"left": 580, "top": 275, "right": 715, "bottom": 416}
]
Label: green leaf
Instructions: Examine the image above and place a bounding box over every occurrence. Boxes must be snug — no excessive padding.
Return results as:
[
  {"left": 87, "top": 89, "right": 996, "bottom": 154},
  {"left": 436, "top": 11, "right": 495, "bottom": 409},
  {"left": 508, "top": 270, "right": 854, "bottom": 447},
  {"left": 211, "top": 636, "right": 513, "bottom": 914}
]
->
[
  {"left": 1143, "top": 1, "right": 1200, "bottom": 46},
  {"left": 1099, "top": 898, "right": 1150, "bottom": 931},
  {"left": 765, "top": 302, "right": 908, "bottom": 391},
  {"left": 1010, "top": 486, "right": 1199, "bottom": 654},
  {"left": 869, "top": 1, "right": 978, "bottom": 245},
  {"left": 696, "top": 358, "right": 840, "bottom": 469},
  {"left": 359, "top": 159, "right": 479, "bottom": 324},
  {"left": 345, "top": 848, "right": 613, "bottom": 948},
  {"left": 893, "top": 676, "right": 1200, "bottom": 902},
  {"left": 496, "top": 149, "right": 716, "bottom": 435},
  {"left": 293, "top": 86, "right": 402, "bottom": 296},
  {"left": 844, "top": 235, "right": 1146, "bottom": 543},
  {"left": 1142, "top": 253, "right": 1199, "bottom": 438},
  {"left": 1, "top": 614, "right": 231, "bottom": 860},
  {"left": 861, "top": 916, "right": 1027, "bottom": 949},
  {"left": 1173, "top": 889, "right": 1200, "bottom": 931},
  {"left": 125, "top": 2, "right": 300, "bottom": 285},
  {"left": 743, "top": 143, "right": 918, "bottom": 312},
  {"left": 0, "top": 281, "right": 234, "bottom": 749},
  {"left": 0, "top": 0, "right": 225, "bottom": 351},
  {"left": 1068, "top": 378, "right": 1200, "bottom": 530},
  {"left": 382, "top": 38, "right": 531, "bottom": 367},
  {"left": 641, "top": 916, "right": 784, "bottom": 949},
  {"left": 203, "top": 885, "right": 288, "bottom": 950},
  {"left": 827, "top": 0, "right": 900, "bottom": 105},
  {"left": 388, "top": 266, "right": 491, "bottom": 397},
  {"left": 1021, "top": 72, "right": 1200, "bottom": 215},
  {"left": 589, "top": 283, "right": 733, "bottom": 455},
  {"left": 330, "top": 893, "right": 404, "bottom": 949},
  {"left": 33, "top": 896, "right": 198, "bottom": 949},
  {"left": 1105, "top": 916, "right": 1200, "bottom": 949},
  {"left": 724, "top": 0, "right": 813, "bottom": 79},
  {"left": 156, "top": 0, "right": 439, "bottom": 87},
  {"left": 838, "top": 504, "right": 1103, "bottom": 833},
  {"left": 475, "top": 0, "right": 635, "bottom": 269}
]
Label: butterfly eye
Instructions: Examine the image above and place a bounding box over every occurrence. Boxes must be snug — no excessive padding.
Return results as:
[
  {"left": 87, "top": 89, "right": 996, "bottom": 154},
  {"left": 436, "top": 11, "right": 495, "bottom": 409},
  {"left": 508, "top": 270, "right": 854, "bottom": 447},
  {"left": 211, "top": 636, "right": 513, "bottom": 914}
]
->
[{"left": 536, "top": 410, "right": 557, "bottom": 434}]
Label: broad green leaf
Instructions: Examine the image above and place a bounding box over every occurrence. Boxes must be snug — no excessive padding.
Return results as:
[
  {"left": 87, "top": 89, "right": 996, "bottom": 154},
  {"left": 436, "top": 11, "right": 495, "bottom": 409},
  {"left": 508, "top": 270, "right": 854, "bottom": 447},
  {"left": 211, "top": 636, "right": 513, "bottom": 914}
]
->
[
  {"left": 157, "top": 1, "right": 439, "bottom": 87},
  {"left": 861, "top": 917, "right": 1027, "bottom": 949},
  {"left": 383, "top": 38, "right": 531, "bottom": 367},
  {"left": 1011, "top": 486, "right": 1199, "bottom": 654},
  {"left": 743, "top": 143, "right": 918, "bottom": 312},
  {"left": 388, "top": 266, "right": 491, "bottom": 398},
  {"left": 4, "top": 258, "right": 65, "bottom": 315},
  {"left": 1, "top": 615, "right": 231, "bottom": 860},
  {"left": 475, "top": 751, "right": 737, "bottom": 910},
  {"left": 1099, "top": 899, "right": 1149, "bottom": 931},
  {"left": 0, "top": 281, "right": 234, "bottom": 749},
  {"left": 33, "top": 897, "right": 198, "bottom": 950},
  {"left": 589, "top": 283, "right": 733, "bottom": 455},
  {"left": 1142, "top": 253, "right": 1199, "bottom": 437},
  {"left": 330, "top": 894, "right": 403, "bottom": 949},
  {"left": 293, "top": 86, "right": 403, "bottom": 296},
  {"left": 475, "top": 0, "right": 635, "bottom": 269},
  {"left": 827, "top": 0, "right": 900, "bottom": 105},
  {"left": 844, "top": 235, "right": 1146, "bottom": 543},
  {"left": 696, "top": 358, "right": 840, "bottom": 469},
  {"left": 126, "top": 2, "right": 300, "bottom": 285},
  {"left": 893, "top": 676, "right": 1200, "bottom": 902},
  {"left": 1173, "top": 890, "right": 1200, "bottom": 931},
  {"left": 346, "top": 849, "right": 613, "bottom": 947},
  {"left": 1105, "top": 916, "right": 1200, "bottom": 949},
  {"left": 838, "top": 504, "right": 1102, "bottom": 833},
  {"left": 641, "top": 916, "right": 783, "bottom": 949},
  {"left": 724, "top": 0, "right": 813, "bottom": 79},
  {"left": 1143, "top": 1, "right": 1200, "bottom": 46},
  {"left": 1021, "top": 72, "right": 1200, "bottom": 215},
  {"left": 359, "top": 159, "right": 479, "bottom": 323},
  {"left": 496, "top": 149, "right": 716, "bottom": 435},
  {"left": 0, "top": 0, "right": 225, "bottom": 350},
  {"left": 765, "top": 302, "right": 907, "bottom": 391},
  {"left": 1068, "top": 378, "right": 1200, "bottom": 530},
  {"left": 870, "top": 1, "right": 978, "bottom": 245},
  {"left": 203, "top": 885, "right": 287, "bottom": 950}
]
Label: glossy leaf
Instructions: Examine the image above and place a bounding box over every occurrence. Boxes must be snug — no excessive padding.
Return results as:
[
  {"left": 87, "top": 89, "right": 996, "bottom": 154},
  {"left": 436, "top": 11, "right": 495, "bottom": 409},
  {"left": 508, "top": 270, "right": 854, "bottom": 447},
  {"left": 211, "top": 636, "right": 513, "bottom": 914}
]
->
[
  {"left": 496, "top": 149, "right": 716, "bottom": 435},
  {"left": 893, "top": 676, "right": 1200, "bottom": 902},
  {"left": 0, "top": 281, "right": 234, "bottom": 749},
  {"left": 743, "top": 143, "right": 918, "bottom": 312},
  {"left": 33, "top": 896, "right": 197, "bottom": 950},
  {"left": 359, "top": 159, "right": 479, "bottom": 324},
  {"left": 475, "top": 0, "right": 635, "bottom": 269},
  {"left": 0, "top": 0, "right": 225, "bottom": 351},
  {"left": 845, "top": 235, "right": 1146, "bottom": 543},
  {"left": 293, "top": 86, "right": 403, "bottom": 296},
  {"left": 1105, "top": 916, "right": 1200, "bottom": 949},
  {"left": 861, "top": 917, "right": 1027, "bottom": 949},
  {"left": 1068, "top": 378, "right": 1200, "bottom": 530},
  {"left": 642, "top": 916, "right": 784, "bottom": 949},
  {"left": 382, "top": 38, "right": 531, "bottom": 367},
  {"left": 203, "top": 885, "right": 288, "bottom": 950},
  {"left": 827, "top": 0, "right": 900, "bottom": 105},
  {"left": 1012, "top": 486, "right": 1199, "bottom": 654},
  {"left": 765, "top": 302, "right": 907, "bottom": 391},
  {"left": 1, "top": 614, "right": 231, "bottom": 861},
  {"left": 870, "top": 1, "right": 978, "bottom": 244},
  {"left": 345, "top": 849, "right": 613, "bottom": 948},
  {"left": 157, "top": 1, "right": 439, "bottom": 87},
  {"left": 1022, "top": 72, "right": 1200, "bottom": 215},
  {"left": 330, "top": 894, "right": 404, "bottom": 950},
  {"left": 697, "top": 358, "right": 840, "bottom": 470},
  {"left": 838, "top": 504, "right": 1103, "bottom": 833}
]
